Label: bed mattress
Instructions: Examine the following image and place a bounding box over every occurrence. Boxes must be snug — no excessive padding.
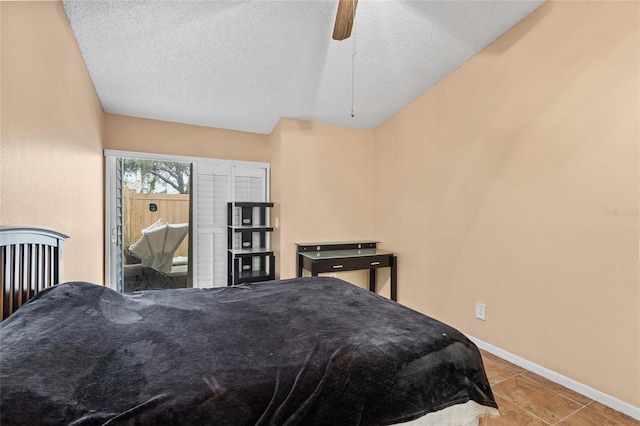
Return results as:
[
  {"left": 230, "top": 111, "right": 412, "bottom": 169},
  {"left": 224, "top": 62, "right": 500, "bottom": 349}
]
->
[{"left": 0, "top": 277, "right": 497, "bottom": 425}]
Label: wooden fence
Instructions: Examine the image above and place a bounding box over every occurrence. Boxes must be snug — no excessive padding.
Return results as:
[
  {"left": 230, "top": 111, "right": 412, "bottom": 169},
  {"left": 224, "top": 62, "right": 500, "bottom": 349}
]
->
[{"left": 123, "top": 188, "right": 190, "bottom": 259}]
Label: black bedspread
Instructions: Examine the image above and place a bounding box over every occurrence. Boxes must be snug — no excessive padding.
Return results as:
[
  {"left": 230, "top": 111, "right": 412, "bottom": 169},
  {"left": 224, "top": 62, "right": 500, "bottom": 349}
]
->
[{"left": 0, "top": 277, "right": 496, "bottom": 425}]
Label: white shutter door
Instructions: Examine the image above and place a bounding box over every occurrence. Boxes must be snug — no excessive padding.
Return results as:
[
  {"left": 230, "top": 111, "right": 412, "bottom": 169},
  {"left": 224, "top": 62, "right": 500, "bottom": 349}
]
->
[
  {"left": 234, "top": 168, "right": 266, "bottom": 202},
  {"left": 193, "top": 164, "right": 230, "bottom": 288},
  {"left": 231, "top": 167, "right": 267, "bottom": 250}
]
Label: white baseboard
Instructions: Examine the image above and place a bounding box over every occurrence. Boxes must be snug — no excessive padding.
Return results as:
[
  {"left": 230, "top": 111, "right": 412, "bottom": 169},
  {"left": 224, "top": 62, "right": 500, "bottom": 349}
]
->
[{"left": 467, "top": 335, "right": 640, "bottom": 421}]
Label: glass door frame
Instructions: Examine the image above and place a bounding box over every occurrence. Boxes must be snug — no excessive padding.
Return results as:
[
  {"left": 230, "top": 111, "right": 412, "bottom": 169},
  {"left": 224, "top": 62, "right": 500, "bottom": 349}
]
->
[{"left": 104, "top": 149, "right": 270, "bottom": 290}]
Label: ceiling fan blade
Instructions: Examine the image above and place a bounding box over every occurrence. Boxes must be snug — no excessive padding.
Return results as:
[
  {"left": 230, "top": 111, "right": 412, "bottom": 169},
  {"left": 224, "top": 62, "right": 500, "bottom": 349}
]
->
[{"left": 332, "top": 0, "right": 358, "bottom": 41}]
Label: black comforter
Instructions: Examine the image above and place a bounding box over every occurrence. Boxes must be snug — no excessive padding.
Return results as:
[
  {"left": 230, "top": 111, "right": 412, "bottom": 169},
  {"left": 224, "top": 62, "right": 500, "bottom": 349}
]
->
[{"left": 0, "top": 277, "right": 496, "bottom": 425}]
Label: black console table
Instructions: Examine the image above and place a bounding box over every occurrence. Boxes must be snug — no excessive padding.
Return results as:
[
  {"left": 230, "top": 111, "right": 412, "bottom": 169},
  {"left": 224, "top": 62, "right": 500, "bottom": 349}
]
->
[{"left": 296, "top": 241, "right": 397, "bottom": 301}]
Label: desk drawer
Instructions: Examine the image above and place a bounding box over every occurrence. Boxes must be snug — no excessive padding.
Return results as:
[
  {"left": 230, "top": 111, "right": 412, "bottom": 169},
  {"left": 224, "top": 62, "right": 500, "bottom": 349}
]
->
[
  {"left": 357, "top": 255, "right": 391, "bottom": 269},
  {"left": 312, "top": 257, "right": 359, "bottom": 273}
]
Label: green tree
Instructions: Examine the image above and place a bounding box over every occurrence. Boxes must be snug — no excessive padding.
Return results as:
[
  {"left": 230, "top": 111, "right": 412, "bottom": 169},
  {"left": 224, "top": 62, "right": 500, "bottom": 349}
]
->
[{"left": 123, "top": 159, "right": 190, "bottom": 194}]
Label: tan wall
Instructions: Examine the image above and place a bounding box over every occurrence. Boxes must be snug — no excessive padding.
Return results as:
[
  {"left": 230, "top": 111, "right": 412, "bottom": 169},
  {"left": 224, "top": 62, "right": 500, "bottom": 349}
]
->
[
  {"left": 373, "top": 0, "right": 639, "bottom": 406},
  {"left": 105, "top": 113, "right": 270, "bottom": 163},
  {"left": 272, "top": 118, "right": 378, "bottom": 292},
  {"left": 0, "top": 1, "right": 105, "bottom": 284}
]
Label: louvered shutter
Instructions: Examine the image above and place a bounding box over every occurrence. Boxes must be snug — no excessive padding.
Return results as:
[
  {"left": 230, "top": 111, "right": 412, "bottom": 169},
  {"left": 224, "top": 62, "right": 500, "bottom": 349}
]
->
[
  {"left": 115, "top": 158, "right": 124, "bottom": 292},
  {"left": 234, "top": 168, "right": 266, "bottom": 202},
  {"left": 231, "top": 167, "right": 267, "bottom": 251},
  {"left": 193, "top": 164, "right": 230, "bottom": 287},
  {"left": 193, "top": 164, "right": 268, "bottom": 288}
]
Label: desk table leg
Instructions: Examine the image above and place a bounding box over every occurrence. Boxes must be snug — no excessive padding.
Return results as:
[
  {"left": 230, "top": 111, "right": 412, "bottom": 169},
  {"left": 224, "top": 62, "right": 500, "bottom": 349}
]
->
[
  {"left": 391, "top": 256, "right": 397, "bottom": 301},
  {"left": 369, "top": 269, "right": 376, "bottom": 293}
]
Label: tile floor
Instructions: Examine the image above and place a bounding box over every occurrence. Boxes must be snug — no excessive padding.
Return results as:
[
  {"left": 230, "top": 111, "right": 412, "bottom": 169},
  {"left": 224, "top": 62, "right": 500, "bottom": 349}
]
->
[{"left": 478, "top": 350, "right": 640, "bottom": 426}]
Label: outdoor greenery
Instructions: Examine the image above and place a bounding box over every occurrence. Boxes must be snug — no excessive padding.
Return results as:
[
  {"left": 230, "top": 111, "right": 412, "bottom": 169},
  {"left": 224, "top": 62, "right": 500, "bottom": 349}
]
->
[{"left": 123, "top": 159, "right": 190, "bottom": 194}]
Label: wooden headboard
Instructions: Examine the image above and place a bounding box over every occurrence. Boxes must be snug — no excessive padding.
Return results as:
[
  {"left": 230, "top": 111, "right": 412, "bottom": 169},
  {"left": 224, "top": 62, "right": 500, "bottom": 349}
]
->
[{"left": 0, "top": 227, "right": 69, "bottom": 321}]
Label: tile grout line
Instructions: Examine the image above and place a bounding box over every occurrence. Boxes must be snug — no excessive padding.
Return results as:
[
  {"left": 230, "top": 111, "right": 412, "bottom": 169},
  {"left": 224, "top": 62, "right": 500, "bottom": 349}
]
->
[
  {"left": 482, "top": 352, "right": 635, "bottom": 426},
  {"left": 551, "top": 405, "right": 590, "bottom": 425},
  {"left": 473, "top": 339, "right": 640, "bottom": 421},
  {"left": 485, "top": 354, "right": 577, "bottom": 425},
  {"left": 525, "top": 375, "right": 595, "bottom": 407},
  {"left": 515, "top": 373, "right": 593, "bottom": 425},
  {"left": 482, "top": 356, "right": 550, "bottom": 422},
  {"left": 512, "top": 371, "right": 555, "bottom": 425},
  {"left": 482, "top": 355, "right": 523, "bottom": 387},
  {"left": 583, "top": 401, "right": 626, "bottom": 426},
  {"left": 487, "top": 372, "right": 519, "bottom": 387},
  {"left": 491, "top": 371, "right": 554, "bottom": 426},
  {"left": 517, "top": 370, "right": 595, "bottom": 408}
]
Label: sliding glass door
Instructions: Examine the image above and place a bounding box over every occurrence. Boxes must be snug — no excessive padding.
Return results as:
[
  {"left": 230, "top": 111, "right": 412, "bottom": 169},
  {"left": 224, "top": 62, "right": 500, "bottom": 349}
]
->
[
  {"left": 106, "top": 155, "right": 192, "bottom": 292},
  {"left": 105, "top": 150, "right": 269, "bottom": 291}
]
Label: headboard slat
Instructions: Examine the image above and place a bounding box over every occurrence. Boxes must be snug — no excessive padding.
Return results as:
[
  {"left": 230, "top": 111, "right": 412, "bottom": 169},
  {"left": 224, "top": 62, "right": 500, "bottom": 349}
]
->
[
  {"left": 0, "top": 227, "right": 68, "bottom": 321},
  {"left": 0, "top": 246, "right": 5, "bottom": 318}
]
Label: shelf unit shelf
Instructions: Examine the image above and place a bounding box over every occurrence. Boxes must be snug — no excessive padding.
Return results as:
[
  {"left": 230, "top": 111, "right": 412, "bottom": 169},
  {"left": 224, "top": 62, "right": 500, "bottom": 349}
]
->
[
  {"left": 227, "top": 202, "right": 275, "bottom": 286},
  {"left": 229, "top": 226, "right": 274, "bottom": 232}
]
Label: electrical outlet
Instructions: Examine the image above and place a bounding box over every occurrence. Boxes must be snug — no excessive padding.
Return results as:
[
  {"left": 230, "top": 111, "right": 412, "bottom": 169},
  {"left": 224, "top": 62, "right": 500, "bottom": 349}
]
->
[{"left": 475, "top": 303, "right": 486, "bottom": 321}]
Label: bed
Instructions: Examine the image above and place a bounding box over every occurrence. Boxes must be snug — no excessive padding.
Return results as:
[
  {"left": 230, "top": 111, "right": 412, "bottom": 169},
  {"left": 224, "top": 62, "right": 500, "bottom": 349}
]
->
[{"left": 0, "top": 276, "right": 498, "bottom": 425}]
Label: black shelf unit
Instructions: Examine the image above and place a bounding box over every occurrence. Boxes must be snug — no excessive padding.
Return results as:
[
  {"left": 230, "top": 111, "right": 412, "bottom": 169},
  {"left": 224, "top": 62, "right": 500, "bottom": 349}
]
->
[{"left": 227, "top": 202, "right": 275, "bottom": 285}]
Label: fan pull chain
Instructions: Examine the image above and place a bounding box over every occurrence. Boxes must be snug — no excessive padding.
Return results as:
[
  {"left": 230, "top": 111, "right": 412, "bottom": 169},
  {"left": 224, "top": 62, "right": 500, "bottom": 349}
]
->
[{"left": 351, "top": 6, "right": 356, "bottom": 118}]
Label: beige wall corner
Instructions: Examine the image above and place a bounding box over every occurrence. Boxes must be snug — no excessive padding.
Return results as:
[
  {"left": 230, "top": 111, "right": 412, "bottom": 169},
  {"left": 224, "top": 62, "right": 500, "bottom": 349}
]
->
[
  {"left": 104, "top": 113, "right": 270, "bottom": 162},
  {"left": 269, "top": 119, "right": 283, "bottom": 279},
  {"left": 275, "top": 118, "right": 375, "bottom": 288},
  {"left": 373, "top": 0, "right": 639, "bottom": 407},
  {"left": 0, "top": 1, "right": 105, "bottom": 284}
]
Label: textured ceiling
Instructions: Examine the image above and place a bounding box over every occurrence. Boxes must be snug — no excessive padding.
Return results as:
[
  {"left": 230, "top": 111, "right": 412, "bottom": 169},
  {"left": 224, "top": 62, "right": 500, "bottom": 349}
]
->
[{"left": 62, "top": 0, "right": 544, "bottom": 135}]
